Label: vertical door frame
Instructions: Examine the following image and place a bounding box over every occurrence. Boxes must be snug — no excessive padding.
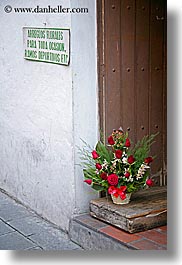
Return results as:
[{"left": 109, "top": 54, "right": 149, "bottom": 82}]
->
[{"left": 97, "top": 0, "right": 105, "bottom": 140}]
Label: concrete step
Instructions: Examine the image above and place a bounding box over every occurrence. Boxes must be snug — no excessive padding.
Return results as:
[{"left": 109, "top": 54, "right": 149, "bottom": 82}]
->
[
  {"left": 69, "top": 214, "right": 167, "bottom": 250},
  {"left": 69, "top": 214, "right": 135, "bottom": 250}
]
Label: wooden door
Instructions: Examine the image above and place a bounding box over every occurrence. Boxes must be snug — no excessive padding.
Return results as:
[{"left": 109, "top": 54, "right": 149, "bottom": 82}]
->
[{"left": 97, "top": 0, "right": 167, "bottom": 185}]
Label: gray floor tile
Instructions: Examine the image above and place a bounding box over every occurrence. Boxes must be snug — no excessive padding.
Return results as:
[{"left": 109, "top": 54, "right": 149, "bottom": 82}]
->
[
  {"left": 29, "top": 229, "right": 77, "bottom": 250},
  {"left": 8, "top": 216, "right": 53, "bottom": 237},
  {"left": 25, "top": 246, "right": 43, "bottom": 250},
  {"left": 0, "top": 220, "right": 15, "bottom": 236},
  {"left": 0, "top": 192, "right": 14, "bottom": 205},
  {"left": 42, "top": 240, "right": 83, "bottom": 250},
  {"left": 0, "top": 232, "right": 37, "bottom": 250},
  {"left": 0, "top": 191, "right": 81, "bottom": 250},
  {"left": 0, "top": 203, "right": 35, "bottom": 222}
]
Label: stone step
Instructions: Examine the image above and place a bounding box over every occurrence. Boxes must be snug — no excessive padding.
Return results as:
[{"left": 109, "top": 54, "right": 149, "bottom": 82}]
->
[
  {"left": 68, "top": 213, "right": 167, "bottom": 250},
  {"left": 90, "top": 186, "right": 167, "bottom": 233},
  {"left": 69, "top": 214, "right": 136, "bottom": 250}
]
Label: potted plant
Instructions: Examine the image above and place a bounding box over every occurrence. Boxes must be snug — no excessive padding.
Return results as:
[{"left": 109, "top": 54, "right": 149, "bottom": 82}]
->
[{"left": 79, "top": 128, "right": 158, "bottom": 205}]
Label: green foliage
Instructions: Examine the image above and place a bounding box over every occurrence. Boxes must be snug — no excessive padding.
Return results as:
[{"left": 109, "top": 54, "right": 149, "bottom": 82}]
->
[
  {"left": 128, "top": 132, "right": 159, "bottom": 164},
  {"left": 92, "top": 184, "right": 105, "bottom": 191},
  {"left": 96, "top": 141, "right": 113, "bottom": 162},
  {"left": 77, "top": 139, "right": 94, "bottom": 167}
]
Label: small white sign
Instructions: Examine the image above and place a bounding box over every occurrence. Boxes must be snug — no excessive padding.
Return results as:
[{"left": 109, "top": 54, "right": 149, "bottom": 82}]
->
[{"left": 23, "top": 27, "right": 70, "bottom": 65}]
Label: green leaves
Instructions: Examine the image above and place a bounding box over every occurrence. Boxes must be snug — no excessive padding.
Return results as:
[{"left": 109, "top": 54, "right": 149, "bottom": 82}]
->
[
  {"left": 92, "top": 184, "right": 105, "bottom": 191},
  {"left": 83, "top": 167, "right": 95, "bottom": 179},
  {"left": 126, "top": 177, "right": 147, "bottom": 193},
  {"left": 96, "top": 141, "right": 113, "bottom": 162},
  {"left": 126, "top": 182, "right": 137, "bottom": 193},
  {"left": 128, "top": 132, "right": 159, "bottom": 164}
]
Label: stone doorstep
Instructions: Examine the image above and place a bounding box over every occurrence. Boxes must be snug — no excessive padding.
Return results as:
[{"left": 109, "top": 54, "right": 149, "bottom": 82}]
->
[
  {"left": 69, "top": 187, "right": 167, "bottom": 250},
  {"left": 90, "top": 186, "right": 167, "bottom": 233},
  {"left": 69, "top": 213, "right": 167, "bottom": 250}
]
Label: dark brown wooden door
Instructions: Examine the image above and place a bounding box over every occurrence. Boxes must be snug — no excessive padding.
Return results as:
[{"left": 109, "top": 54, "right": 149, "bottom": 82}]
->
[{"left": 97, "top": 0, "right": 167, "bottom": 185}]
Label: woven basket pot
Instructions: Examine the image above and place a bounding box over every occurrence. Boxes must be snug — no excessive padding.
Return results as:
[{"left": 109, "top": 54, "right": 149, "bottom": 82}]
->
[{"left": 111, "top": 193, "right": 132, "bottom": 205}]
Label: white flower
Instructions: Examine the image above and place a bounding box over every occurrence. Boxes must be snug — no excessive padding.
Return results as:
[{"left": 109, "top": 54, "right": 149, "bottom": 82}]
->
[
  {"left": 122, "top": 157, "right": 127, "bottom": 164},
  {"left": 124, "top": 175, "right": 134, "bottom": 182},
  {"left": 102, "top": 164, "right": 108, "bottom": 169},
  {"left": 136, "top": 163, "right": 150, "bottom": 179},
  {"left": 102, "top": 159, "right": 108, "bottom": 169}
]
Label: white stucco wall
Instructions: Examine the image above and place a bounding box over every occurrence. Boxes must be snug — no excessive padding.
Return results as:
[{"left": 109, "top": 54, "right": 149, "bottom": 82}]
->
[
  {"left": 0, "top": 0, "right": 98, "bottom": 231},
  {"left": 71, "top": 0, "right": 99, "bottom": 214}
]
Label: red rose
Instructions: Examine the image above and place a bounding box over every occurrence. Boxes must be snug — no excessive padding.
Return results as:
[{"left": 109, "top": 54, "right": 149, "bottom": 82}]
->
[
  {"left": 84, "top": 179, "right": 92, "bottom": 185},
  {"left": 144, "top": 157, "right": 153, "bottom": 164},
  {"left": 119, "top": 186, "right": 127, "bottom": 192},
  {"left": 100, "top": 172, "right": 107, "bottom": 180},
  {"left": 109, "top": 186, "right": 127, "bottom": 199},
  {"left": 124, "top": 172, "right": 130, "bottom": 178},
  {"left": 92, "top": 150, "right": 99, "bottom": 160},
  {"left": 125, "top": 138, "right": 131, "bottom": 147},
  {"left": 108, "top": 186, "right": 119, "bottom": 197},
  {"left": 108, "top": 186, "right": 117, "bottom": 195},
  {"left": 107, "top": 174, "right": 118, "bottom": 186},
  {"left": 115, "top": 149, "right": 123, "bottom": 159},
  {"left": 108, "top": 135, "right": 115, "bottom": 145},
  {"left": 146, "top": 179, "right": 154, "bottom": 187},
  {"left": 127, "top": 155, "right": 135, "bottom": 164},
  {"left": 118, "top": 186, "right": 127, "bottom": 200},
  {"left": 119, "top": 191, "right": 126, "bottom": 200},
  {"left": 96, "top": 163, "right": 102, "bottom": 170}
]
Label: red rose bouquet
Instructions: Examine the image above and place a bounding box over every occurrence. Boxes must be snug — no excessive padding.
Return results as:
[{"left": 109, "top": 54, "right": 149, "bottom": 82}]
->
[{"left": 80, "top": 128, "right": 158, "bottom": 201}]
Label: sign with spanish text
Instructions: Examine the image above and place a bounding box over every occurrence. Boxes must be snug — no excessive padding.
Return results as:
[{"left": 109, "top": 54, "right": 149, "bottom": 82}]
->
[{"left": 23, "top": 27, "right": 70, "bottom": 65}]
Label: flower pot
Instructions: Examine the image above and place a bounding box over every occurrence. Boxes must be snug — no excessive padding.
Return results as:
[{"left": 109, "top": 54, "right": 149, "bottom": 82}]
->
[{"left": 111, "top": 193, "right": 132, "bottom": 205}]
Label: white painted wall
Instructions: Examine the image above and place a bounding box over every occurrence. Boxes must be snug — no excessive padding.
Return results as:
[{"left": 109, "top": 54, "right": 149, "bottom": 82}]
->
[
  {"left": 71, "top": 0, "right": 99, "bottom": 214},
  {"left": 0, "top": 0, "right": 98, "bottom": 231}
]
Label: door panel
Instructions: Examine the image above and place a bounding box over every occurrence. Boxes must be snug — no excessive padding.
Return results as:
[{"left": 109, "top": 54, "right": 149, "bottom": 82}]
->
[
  {"left": 135, "top": 0, "right": 150, "bottom": 141},
  {"left": 120, "top": 0, "right": 136, "bottom": 142},
  {"left": 149, "top": 0, "right": 166, "bottom": 183},
  {"left": 97, "top": 0, "right": 167, "bottom": 185},
  {"left": 104, "top": 0, "right": 122, "bottom": 135}
]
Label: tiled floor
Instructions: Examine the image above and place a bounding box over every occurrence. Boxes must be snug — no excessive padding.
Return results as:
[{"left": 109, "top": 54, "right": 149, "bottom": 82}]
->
[
  {"left": 0, "top": 190, "right": 82, "bottom": 250},
  {"left": 100, "top": 224, "right": 167, "bottom": 250}
]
